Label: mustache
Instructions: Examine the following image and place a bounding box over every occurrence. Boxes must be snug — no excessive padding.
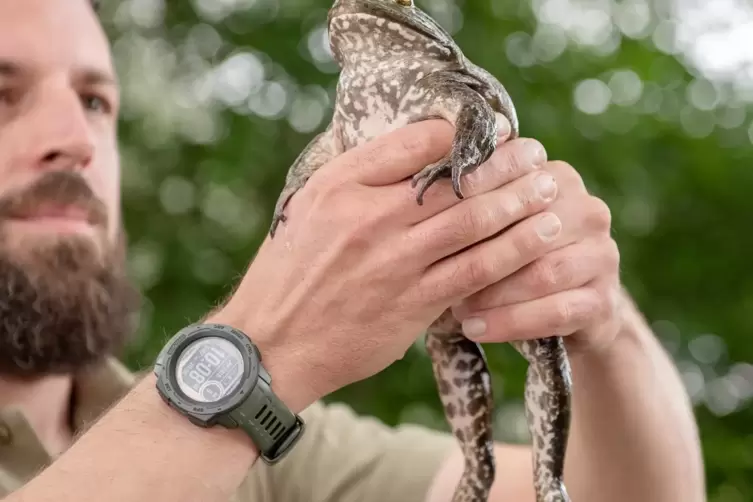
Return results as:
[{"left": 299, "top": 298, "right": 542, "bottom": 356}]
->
[{"left": 0, "top": 171, "right": 108, "bottom": 227}]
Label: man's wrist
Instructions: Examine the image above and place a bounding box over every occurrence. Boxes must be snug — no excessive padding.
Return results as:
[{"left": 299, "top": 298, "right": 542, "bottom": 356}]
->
[
  {"left": 203, "top": 307, "right": 320, "bottom": 414},
  {"left": 138, "top": 371, "right": 258, "bottom": 451}
]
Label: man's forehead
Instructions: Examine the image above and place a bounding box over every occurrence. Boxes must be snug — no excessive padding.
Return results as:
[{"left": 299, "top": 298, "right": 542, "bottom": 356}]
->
[{"left": 0, "top": 0, "right": 115, "bottom": 82}]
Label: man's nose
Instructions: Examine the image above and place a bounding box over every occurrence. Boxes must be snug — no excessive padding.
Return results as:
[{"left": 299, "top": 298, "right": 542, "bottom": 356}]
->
[{"left": 30, "top": 91, "right": 95, "bottom": 173}]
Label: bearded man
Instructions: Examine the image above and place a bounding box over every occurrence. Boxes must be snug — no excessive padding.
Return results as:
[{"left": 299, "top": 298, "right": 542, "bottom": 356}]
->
[{"left": 0, "top": 1, "right": 704, "bottom": 502}]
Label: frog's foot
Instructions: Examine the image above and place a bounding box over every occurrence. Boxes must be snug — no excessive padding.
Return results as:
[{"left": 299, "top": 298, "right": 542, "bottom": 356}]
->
[
  {"left": 270, "top": 187, "right": 298, "bottom": 237},
  {"left": 410, "top": 100, "right": 497, "bottom": 205},
  {"left": 411, "top": 159, "right": 452, "bottom": 205},
  {"left": 269, "top": 128, "right": 335, "bottom": 238}
]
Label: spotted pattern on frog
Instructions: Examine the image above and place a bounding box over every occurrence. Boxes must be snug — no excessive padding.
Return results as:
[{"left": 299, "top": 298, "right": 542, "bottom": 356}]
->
[
  {"left": 268, "top": 2, "right": 573, "bottom": 502},
  {"left": 511, "top": 337, "right": 572, "bottom": 501},
  {"left": 426, "top": 310, "right": 495, "bottom": 501},
  {"left": 329, "top": 13, "right": 456, "bottom": 151}
]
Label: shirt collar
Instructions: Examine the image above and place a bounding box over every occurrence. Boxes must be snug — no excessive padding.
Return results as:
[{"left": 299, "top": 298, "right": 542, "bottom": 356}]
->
[
  {"left": 0, "top": 357, "right": 136, "bottom": 485},
  {"left": 70, "top": 357, "right": 137, "bottom": 433}
]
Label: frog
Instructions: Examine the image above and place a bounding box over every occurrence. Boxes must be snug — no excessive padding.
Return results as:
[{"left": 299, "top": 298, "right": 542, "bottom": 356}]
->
[{"left": 268, "top": 1, "right": 573, "bottom": 501}]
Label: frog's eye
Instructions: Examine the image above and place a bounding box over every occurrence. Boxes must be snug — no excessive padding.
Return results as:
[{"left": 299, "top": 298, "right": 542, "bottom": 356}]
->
[{"left": 395, "top": 0, "right": 413, "bottom": 6}]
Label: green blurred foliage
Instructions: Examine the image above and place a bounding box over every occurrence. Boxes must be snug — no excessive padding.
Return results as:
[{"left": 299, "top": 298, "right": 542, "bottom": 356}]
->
[{"left": 98, "top": 0, "right": 753, "bottom": 499}]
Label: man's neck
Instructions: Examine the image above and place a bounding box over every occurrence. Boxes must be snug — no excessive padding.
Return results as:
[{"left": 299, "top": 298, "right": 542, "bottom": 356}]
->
[{"left": 0, "top": 373, "right": 74, "bottom": 457}]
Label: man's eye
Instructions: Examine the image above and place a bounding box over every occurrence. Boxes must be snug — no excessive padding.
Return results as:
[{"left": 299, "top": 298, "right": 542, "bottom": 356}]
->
[{"left": 81, "top": 94, "right": 109, "bottom": 113}]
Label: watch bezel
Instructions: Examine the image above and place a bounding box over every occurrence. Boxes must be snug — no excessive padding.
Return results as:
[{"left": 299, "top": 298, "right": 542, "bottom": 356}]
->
[{"left": 154, "top": 323, "right": 261, "bottom": 426}]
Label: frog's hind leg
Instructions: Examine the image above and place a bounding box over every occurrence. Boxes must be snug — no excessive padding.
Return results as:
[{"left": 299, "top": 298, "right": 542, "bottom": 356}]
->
[
  {"left": 426, "top": 310, "right": 496, "bottom": 502},
  {"left": 269, "top": 125, "right": 336, "bottom": 237},
  {"left": 410, "top": 71, "right": 499, "bottom": 205},
  {"left": 511, "top": 337, "right": 573, "bottom": 502},
  {"left": 464, "top": 63, "right": 520, "bottom": 140}
]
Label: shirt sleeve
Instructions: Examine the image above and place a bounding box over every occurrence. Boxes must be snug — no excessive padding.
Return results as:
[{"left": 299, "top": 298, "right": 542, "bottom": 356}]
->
[{"left": 234, "top": 400, "right": 457, "bottom": 502}]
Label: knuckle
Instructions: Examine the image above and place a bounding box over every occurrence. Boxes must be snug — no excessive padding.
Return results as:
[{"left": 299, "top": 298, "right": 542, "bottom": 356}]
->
[
  {"left": 459, "top": 169, "right": 485, "bottom": 196},
  {"left": 531, "top": 258, "right": 560, "bottom": 289},
  {"left": 604, "top": 239, "right": 621, "bottom": 269},
  {"left": 500, "top": 138, "right": 539, "bottom": 175},
  {"left": 590, "top": 287, "right": 613, "bottom": 321},
  {"left": 551, "top": 292, "right": 603, "bottom": 329},
  {"left": 498, "top": 189, "right": 526, "bottom": 217},
  {"left": 342, "top": 217, "right": 374, "bottom": 249},
  {"left": 517, "top": 173, "right": 542, "bottom": 209},
  {"left": 550, "top": 255, "right": 575, "bottom": 287},
  {"left": 551, "top": 299, "right": 575, "bottom": 326},
  {"left": 342, "top": 196, "right": 391, "bottom": 239},
  {"left": 461, "top": 204, "right": 494, "bottom": 239},
  {"left": 371, "top": 193, "right": 404, "bottom": 224},
  {"left": 496, "top": 171, "right": 554, "bottom": 220},
  {"left": 512, "top": 223, "right": 543, "bottom": 260},
  {"left": 547, "top": 160, "right": 574, "bottom": 174},
  {"left": 463, "top": 255, "right": 494, "bottom": 290},
  {"left": 547, "top": 160, "right": 585, "bottom": 190},
  {"left": 588, "top": 196, "right": 613, "bottom": 231},
  {"left": 517, "top": 212, "right": 561, "bottom": 255}
]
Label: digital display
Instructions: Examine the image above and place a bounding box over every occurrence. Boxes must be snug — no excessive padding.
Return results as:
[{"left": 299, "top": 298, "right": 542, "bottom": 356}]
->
[{"left": 175, "top": 337, "right": 245, "bottom": 403}]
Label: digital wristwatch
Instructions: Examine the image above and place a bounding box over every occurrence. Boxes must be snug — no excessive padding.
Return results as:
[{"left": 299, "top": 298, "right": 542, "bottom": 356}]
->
[{"left": 153, "top": 323, "right": 305, "bottom": 464}]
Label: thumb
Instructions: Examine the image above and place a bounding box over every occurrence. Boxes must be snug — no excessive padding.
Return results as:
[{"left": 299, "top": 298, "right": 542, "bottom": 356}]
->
[
  {"left": 342, "top": 119, "right": 454, "bottom": 186},
  {"left": 346, "top": 113, "right": 512, "bottom": 186}
]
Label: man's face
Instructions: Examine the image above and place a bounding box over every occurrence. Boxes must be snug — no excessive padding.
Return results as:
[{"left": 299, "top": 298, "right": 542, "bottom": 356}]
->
[{"left": 0, "top": 0, "right": 140, "bottom": 378}]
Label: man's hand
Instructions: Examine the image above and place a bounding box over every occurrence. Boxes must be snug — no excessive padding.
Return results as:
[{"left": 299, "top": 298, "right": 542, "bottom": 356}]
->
[
  {"left": 212, "top": 115, "right": 563, "bottom": 412},
  {"left": 451, "top": 159, "right": 623, "bottom": 354},
  {"left": 426, "top": 140, "right": 704, "bottom": 502}
]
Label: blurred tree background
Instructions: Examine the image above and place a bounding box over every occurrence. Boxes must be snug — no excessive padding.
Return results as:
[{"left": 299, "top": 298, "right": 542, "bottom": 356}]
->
[{"left": 97, "top": 0, "right": 752, "bottom": 499}]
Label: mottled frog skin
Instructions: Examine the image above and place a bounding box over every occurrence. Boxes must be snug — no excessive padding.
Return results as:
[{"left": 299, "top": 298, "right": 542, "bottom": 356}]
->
[{"left": 269, "top": 1, "right": 573, "bottom": 501}]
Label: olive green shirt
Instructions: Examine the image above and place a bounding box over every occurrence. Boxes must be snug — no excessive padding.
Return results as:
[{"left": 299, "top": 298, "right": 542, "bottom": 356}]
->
[{"left": 0, "top": 358, "right": 456, "bottom": 501}]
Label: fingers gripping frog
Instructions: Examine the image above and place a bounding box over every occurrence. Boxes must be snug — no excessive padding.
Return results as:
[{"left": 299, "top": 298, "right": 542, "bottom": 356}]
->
[{"left": 269, "top": 1, "right": 573, "bottom": 501}]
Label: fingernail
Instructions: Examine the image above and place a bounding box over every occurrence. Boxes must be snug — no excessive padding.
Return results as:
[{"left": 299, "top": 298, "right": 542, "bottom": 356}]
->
[
  {"left": 496, "top": 118, "right": 511, "bottom": 142},
  {"left": 536, "top": 213, "right": 561, "bottom": 241},
  {"left": 462, "top": 317, "right": 487, "bottom": 339},
  {"left": 535, "top": 173, "right": 557, "bottom": 201},
  {"left": 525, "top": 141, "right": 547, "bottom": 167}
]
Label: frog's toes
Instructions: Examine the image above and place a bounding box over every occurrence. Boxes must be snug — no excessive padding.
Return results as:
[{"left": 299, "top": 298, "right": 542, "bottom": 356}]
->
[
  {"left": 410, "top": 126, "right": 497, "bottom": 205},
  {"left": 269, "top": 188, "right": 298, "bottom": 237},
  {"left": 453, "top": 117, "right": 497, "bottom": 176},
  {"left": 411, "top": 158, "right": 452, "bottom": 205}
]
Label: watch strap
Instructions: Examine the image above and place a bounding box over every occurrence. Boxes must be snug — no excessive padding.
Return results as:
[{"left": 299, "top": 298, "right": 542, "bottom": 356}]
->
[{"left": 229, "top": 376, "right": 305, "bottom": 465}]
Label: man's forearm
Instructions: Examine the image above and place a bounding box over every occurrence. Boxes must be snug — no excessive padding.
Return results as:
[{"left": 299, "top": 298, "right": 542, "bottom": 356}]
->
[
  {"left": 6, "top": 374, "right": 260, "bottom": 502},
  {"left": 563, "top": 287, "right": 705, "bottom": 501}
]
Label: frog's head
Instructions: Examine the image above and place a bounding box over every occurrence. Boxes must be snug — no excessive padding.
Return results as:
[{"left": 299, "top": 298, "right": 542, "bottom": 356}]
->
[
  {"left": 329, "top": 0, "right": 417, "bottom": 28},
  {"left": 331, "top": 0, "right": 415, "bottom": 14},
  {"left": 328, "top": 0, "right": 452, "bottom": 62}
]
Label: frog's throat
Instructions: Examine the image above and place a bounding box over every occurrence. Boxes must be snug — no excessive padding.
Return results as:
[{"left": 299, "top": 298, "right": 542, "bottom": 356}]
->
[{"left": 328, "top": 2, "right": 452, "bottom": 49}]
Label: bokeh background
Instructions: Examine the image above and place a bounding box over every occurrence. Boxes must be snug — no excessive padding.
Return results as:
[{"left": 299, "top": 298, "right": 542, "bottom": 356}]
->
[{"left": 96, "top": 0, "right": 752, "bottom": 499}]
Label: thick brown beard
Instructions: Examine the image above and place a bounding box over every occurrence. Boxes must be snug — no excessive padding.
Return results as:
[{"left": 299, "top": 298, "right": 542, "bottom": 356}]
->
[{"left": 0, "top": 171, "right": 141, "bottom": 378}]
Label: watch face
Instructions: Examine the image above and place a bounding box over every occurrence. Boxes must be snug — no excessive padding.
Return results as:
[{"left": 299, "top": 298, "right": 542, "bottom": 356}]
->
[{"left": 175, "top": 336, "right": 245, "bottom": 403}]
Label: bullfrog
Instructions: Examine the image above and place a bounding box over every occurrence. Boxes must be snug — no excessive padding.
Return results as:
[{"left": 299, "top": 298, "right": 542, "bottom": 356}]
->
[{"left": 269, "top": 1, "right": 573, "bottom": 501}]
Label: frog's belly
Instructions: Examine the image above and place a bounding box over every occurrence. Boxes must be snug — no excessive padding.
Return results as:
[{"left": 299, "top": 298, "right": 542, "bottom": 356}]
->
[
  {"left": 334, "top": 74, "right": 453, "bottom": 150},
  {"left": 339, "top": 107, "right": 410, "bottom": 149},
  {"left": 335, "top": 102, "right": 418, "bottom": 150}
]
